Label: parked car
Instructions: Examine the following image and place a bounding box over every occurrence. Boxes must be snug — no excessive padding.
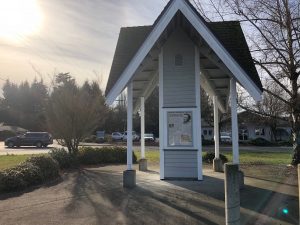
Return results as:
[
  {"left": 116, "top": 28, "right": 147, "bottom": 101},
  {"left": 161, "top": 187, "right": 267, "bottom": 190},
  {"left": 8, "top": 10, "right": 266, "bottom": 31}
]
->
[
  {"left": 122, "top": 131, "right": 140, "bottom": 141},
  {"left": 5, "top": 132, "right": 53, "bottom": 148},
  {"left": 144, "top": 133, "right": 155, "bottom": 142},
  {"left": 220, "top": 132, "right": 231, "bottom": 143},
  {"left": 111, "top": 132, "right": 123, "bottom": 141}
]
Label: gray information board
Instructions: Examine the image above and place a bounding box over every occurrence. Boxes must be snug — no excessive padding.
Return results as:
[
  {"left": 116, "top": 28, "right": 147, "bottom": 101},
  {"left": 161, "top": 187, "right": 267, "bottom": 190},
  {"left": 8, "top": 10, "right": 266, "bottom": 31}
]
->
[{"left": 167, "top": 111, "right": 193, "bottom": 146}]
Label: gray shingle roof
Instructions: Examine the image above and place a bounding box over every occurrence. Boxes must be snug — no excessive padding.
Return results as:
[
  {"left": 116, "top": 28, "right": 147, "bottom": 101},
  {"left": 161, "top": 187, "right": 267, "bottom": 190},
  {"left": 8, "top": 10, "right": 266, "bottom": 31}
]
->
[
  {"left": 105, "top": 1, "right": 262, "bottom": 97},
  {"left": 105, "top": 26, "right": 152, "bottom": 97}
]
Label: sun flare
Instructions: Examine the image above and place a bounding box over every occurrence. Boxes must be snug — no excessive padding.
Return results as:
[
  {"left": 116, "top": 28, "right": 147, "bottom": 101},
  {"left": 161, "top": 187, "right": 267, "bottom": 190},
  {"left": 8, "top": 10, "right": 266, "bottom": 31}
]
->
[{"left": 0, "top": 0, "right": 43, "bottom": 43}]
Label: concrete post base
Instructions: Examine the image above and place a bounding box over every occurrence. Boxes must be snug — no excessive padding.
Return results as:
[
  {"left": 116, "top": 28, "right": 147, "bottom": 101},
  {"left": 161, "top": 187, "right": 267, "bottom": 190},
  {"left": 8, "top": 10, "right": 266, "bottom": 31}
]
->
[
  {"left": 213, "top": 158, "right": 223, "bottom": 172},
  {"left": 239, "top": 170, "right": 244, "bottom": 190},
  {"left": 224, "top": 163, "right": 240, "bottom": 225},
  {"left": 139, "top": 158, "right": 148, "bottom": 171},
  {"left": 123, "top": 170, "right": 136, "bottom": 188}
]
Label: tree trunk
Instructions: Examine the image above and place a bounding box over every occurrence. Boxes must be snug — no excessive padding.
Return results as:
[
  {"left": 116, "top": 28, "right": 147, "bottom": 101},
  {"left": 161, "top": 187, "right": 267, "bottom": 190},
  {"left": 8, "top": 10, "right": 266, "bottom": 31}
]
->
[
  {"left": 291, "top": 107, "right": 300, "bottom": 165},
  {"left": 291, "top": 127, "right": 300, "bottom": 166}
]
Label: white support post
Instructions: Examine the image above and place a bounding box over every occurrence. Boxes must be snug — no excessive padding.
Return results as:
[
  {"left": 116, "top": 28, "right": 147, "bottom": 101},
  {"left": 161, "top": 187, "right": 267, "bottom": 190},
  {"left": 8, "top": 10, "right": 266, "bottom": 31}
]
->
[
  {"left": 230, "top": 79, "right": 239, "bottom": 164},
  {"left": 195, "top": 46, "right": 203, "bottom": 180},
  {"left": 127, "top": 82, "right": 133, "bottom": 170},
  {"left": 213, "top": 96, "right": 220, "bottom": 159},
  {"left": 159, "top": 49, "right": 164, "bottom": 179},
  {"left": 140, "top": 97, "right": 145, "bottom": 159}
]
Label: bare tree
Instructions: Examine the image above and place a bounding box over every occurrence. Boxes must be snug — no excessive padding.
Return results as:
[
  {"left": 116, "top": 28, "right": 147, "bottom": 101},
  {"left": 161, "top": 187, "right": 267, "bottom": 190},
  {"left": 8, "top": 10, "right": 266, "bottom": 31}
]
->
[
  {"left": 46, "top": 73, "right": 107, "bottom": 154},
  {"left": 239, "top": 81, "right": 288, "bottom": 141},
  {"left": 193, "top": 0, "right": 300, "bottom": 165}
]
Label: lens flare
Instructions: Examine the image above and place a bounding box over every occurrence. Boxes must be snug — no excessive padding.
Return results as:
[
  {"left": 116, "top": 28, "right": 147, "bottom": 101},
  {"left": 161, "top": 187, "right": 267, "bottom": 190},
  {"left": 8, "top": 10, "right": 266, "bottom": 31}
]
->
[
  {"left": 0, "top": 0, "right": 43, "bottom": 43},
  {"left": 282, "top": 208, "right": 289, "bottom": 215}
]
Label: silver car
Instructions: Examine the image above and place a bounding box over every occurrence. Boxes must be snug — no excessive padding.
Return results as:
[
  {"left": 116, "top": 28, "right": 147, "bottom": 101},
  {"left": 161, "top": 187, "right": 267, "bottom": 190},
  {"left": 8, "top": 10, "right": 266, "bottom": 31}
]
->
[
  {"left": 111, "top": 132, "right": 123, "bottom": 141},
  {"left": 122, "top": 131, "right": 140, "bottom": 141}
]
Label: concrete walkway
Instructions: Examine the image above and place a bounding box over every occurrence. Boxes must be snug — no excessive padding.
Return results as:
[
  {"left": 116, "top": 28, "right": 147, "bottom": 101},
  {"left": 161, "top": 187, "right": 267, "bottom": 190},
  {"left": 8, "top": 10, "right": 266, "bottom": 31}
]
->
[{"left": 0, "top": 165, "right": 298, "bottom": 225}]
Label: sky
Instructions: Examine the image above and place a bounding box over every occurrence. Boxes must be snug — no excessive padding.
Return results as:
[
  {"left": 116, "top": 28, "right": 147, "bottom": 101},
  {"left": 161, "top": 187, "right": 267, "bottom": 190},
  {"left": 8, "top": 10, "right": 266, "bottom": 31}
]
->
[{"left": 0, "top": 0, "right": 168, "bottom": 90}]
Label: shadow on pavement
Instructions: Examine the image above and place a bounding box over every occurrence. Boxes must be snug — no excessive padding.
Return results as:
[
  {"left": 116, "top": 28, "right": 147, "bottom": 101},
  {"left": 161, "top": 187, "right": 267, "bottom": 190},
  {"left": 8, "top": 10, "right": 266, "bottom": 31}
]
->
[
  {"left": 0, "top": 176, "right": 63, "bottom": 200},
  {"left": 165, "top": 175, "right": 298, "bottom": 225},
  {"left": 66, "top": 169, "right": 222, "bottom": 225}
]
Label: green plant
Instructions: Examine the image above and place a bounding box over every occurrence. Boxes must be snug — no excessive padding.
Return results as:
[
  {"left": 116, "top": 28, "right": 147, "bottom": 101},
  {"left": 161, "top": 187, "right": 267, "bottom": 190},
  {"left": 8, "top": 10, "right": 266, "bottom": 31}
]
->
[
  {"left": 78, "top": 147, "right": 137, "bottom": 165},
  {"left": 0, "top": 130, "right": 17, "bottom": 141},
  {"left": 203, "top": 152, "right": 228, "bottom": 164},
  {"left": 0, "top": 169, "right": 27, "bottom": 192},
  {"left": 49, "top": 148, "right": 78, "bottom": 169},
  {"left": 26, "top": 155, "right": 59, "bottom": 181},
  {"left": 250, "top": 138, "right": 272, "bottom": 146},
  {"left": 0, "top": 161, "right": 44, "bottom": 192},
  {"left": 14, "top": 162, "right": 43, "bottom": 185},
  {"left": 202, "top": 139, "right": 214, "bottom": 146},
  {"left": 83, "top": 135, "right": 97, "bottom": 143}
]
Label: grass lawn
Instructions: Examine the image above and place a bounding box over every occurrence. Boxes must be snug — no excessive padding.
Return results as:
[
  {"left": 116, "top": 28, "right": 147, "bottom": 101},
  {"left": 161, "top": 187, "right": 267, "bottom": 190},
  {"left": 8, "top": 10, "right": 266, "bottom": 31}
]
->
[
  {"left": 135, "top": 149, "right": 297, "bottom": 185},
  {"left": 135, "top": 149, "right": 293, "bottom": 165},
  {"left": 0, "top": 155, "right": 30, "bottom": 171}
]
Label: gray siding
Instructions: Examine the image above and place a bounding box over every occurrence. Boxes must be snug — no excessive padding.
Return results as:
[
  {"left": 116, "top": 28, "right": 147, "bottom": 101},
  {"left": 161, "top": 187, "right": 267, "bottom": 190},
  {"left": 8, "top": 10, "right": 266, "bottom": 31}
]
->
[
  {"left": 163, "top": 28, "right": 196, "bottom": 108},
  {"left": 164, "top": 150, "right": 197, "bottom": 178}
]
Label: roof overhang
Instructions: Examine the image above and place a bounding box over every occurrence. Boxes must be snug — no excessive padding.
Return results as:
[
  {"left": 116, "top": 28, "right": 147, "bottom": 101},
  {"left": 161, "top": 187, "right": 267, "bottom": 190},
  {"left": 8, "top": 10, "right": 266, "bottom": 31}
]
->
[{"left": 105, "top": 0, "right": 262, "bottom": 107}]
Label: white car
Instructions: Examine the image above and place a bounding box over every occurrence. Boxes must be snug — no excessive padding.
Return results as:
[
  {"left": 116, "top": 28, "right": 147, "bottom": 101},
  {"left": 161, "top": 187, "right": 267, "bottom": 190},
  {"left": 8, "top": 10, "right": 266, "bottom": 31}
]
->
[
  {"left": 220, "top": 132, "right": 231, "bottom": 143},
  {"left": 122, "top": 131, "right": 140, "bottom": 141},
  {"left": 111, "top": 132, "right": 123, "bottom": 141},
  {"left": 144, "top": 133, "right": 155, "bottom": 142}
]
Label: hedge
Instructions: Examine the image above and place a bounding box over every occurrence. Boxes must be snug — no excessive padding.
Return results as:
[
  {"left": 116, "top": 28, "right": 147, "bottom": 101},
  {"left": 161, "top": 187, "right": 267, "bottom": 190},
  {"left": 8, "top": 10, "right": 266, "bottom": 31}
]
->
[
  {"left": 0, "top": 147, "right": 136, "bottom": 193},
  {"left": 78, "top": 146, "right": 137, "bottom": 165},
  {"left": 49, "top": 148, "right": 79, "bottom": 169},
  {"left": 0, "top": 155, "right": 60, "bottom": 193},
  {"left": 203, "top": 152, "right": 228, "bottom": 164}
]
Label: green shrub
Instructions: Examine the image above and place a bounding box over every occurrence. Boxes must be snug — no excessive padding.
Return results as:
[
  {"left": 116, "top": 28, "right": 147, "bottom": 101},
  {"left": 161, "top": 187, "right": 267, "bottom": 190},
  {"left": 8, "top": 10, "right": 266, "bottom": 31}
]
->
[
  {"left": 49, "top": 148, "right": 79, "bottom": 169},
  {"left": 276, "top": 140, "right": 292, "bottom": 146},
  {"left": 0, "top": 169, "right": 27, "bottom": 192},
  {"left": 0, "top": 161, "right": 43, "bottom": 192},
  {"left": 202, "top": 139, "right": 214, "bottom": 146},
  {"left": 249, "top": 138, "right": 272, "bottom": 146},
  {"left": 78, "top": 147, "right": 137, "bottom": 165},
  {"left": 83, "top": 135, "right": 97, "bottom": 143},
  {"left": 26, "top": 155, "right": 60, "bottom": 181},
  {"left": 203, "top": 152, "right": 228, "bottom": 164},
  {"left": 0, "top": 130, "right": 17, "bottom": 141},
  {"left": 15, "top": 162, "right": 43, "bottom": 185}
]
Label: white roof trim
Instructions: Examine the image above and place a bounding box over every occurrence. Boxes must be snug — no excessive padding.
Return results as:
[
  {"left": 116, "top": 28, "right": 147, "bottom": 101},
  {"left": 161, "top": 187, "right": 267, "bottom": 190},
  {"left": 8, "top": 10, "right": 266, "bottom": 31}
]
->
[
  {"left": 178, "top": 0, "right": 262, "bottom": 101},
  {"left": 106, "top": 0, "right": 262, "bottom": 105}
]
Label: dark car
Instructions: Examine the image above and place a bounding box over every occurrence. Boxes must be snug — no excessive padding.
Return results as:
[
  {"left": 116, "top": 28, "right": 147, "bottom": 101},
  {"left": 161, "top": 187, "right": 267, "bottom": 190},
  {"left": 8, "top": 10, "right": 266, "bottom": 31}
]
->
[{"left": 5, "top": 132, "right": 53, "bottom": 148}]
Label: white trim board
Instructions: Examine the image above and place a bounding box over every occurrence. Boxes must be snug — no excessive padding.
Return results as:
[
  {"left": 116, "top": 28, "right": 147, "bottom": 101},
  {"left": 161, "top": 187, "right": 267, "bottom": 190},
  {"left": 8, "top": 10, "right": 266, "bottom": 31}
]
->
[{"left": 106, "top": 0, "right": 262, "bottom": 105}]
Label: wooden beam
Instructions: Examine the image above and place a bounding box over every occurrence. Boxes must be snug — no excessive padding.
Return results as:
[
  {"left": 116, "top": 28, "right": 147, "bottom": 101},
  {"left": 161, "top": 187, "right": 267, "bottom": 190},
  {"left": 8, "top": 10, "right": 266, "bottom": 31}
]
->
[
  {"left": 215, "top": 87, "right": 228, "bottom": 91},
  {"left": 200, "top": 70, "right": 226, "bottom": 113},
  {"left": 134, "top": 80, "right": 149, "bottom": 83},
  {"left": 209, "top": 76, "right": 229, "bottom": 81},
  {"left": 133, "top": 71, "right": 159, "bottom": 113}
]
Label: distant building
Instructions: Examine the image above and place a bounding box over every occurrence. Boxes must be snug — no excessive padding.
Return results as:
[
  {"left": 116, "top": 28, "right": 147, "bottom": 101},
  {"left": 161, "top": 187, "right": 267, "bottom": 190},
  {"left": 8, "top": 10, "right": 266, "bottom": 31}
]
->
[
  {"left": 201, "top": 119, "right": 214, "bottom": 140},
  {"left": 220, "top": 111, "right": 291, "bottom": 142},
  {"left": 0, "top": 123, "right": 27, "bottom": 134}
]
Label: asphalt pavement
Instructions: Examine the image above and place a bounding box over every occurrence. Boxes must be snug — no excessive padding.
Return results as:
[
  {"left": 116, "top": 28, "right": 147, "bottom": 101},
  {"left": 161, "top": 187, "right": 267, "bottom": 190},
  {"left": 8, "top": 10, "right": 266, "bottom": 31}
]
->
[
  {"left": 0, "top": 141, "right": 292, "bottom": 155},
  {"left": 0, "top": 165, "right": 297, "bottom": 225}
]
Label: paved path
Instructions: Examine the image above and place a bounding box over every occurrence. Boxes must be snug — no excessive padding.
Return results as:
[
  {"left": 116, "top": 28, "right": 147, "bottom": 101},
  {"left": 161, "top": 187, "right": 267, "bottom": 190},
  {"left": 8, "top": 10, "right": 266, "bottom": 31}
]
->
[{"left": 0, "top": 165, "right": 297, "bottom": 225}]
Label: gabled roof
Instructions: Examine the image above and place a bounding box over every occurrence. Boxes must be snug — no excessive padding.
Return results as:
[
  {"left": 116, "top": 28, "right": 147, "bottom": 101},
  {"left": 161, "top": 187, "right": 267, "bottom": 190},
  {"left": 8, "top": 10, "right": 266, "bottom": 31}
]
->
[
  {"left": 105, "top": 21, "right": 262, "bottom": 97},
  {"left": 105, "top": 26, "right": 152, "bottom": 97},
  {"left": 105, "top": 0, "right": 263, "bottom": 104}
]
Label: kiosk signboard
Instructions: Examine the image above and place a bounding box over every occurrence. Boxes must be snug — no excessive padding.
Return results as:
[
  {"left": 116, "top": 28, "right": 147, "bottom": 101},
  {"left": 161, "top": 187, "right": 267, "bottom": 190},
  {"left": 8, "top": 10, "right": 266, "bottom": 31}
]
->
[{"left": 167, "top": 111, "right": 193, "bottom": 147}]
